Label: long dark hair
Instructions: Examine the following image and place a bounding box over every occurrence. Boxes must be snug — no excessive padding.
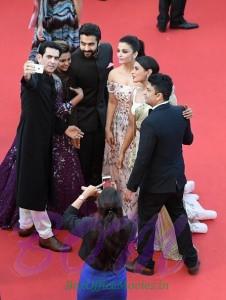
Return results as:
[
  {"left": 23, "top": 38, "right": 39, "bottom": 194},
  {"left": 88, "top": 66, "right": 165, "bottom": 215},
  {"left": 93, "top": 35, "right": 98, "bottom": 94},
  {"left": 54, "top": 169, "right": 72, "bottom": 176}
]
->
[
  {"left": 136, "top": 56, "right": 160, "bottom": 74},
  {"left": 97, "top": 187, "right": 123, "bottom": 235},
  {"left": 119, "top": 35, "right": 145, "bottom": 57},
  {"left": 94, "top": 188, "right": 133, "bottom": 270}
]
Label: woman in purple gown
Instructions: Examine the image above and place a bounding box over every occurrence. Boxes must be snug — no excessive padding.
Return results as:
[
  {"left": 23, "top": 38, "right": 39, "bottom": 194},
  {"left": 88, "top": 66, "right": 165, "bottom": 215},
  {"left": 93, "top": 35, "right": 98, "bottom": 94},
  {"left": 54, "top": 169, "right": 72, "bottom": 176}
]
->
[
  {"left": 0, "top": 139, "right": 18, "bottom": 228},
  {"left": 0, "top": 42, "right": 84, "bottom": 229}
]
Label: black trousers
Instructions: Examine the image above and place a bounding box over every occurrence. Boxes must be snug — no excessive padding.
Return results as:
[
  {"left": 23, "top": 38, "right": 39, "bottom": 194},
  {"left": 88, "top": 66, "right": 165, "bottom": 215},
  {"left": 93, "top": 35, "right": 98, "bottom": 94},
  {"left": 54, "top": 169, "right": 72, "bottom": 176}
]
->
[
  {"left": 78, "top": 126, "right": 105, "bottom": 216},
  {"left": 137, "top": 188, "right": 197, "bottom": 268},
  {"left": 78, "top": 126, "right": 105, "bottom": 186},
  {"left": 158, "top": 0, "right": 187, "bottom": 24}
]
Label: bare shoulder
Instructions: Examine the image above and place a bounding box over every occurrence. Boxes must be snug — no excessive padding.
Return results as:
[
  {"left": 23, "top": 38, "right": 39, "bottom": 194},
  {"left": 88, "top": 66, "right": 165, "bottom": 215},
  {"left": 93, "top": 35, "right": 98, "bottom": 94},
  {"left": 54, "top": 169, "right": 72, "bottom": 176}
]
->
[{"left": 108, "top": 67, "right": 122, "bottom": 81}]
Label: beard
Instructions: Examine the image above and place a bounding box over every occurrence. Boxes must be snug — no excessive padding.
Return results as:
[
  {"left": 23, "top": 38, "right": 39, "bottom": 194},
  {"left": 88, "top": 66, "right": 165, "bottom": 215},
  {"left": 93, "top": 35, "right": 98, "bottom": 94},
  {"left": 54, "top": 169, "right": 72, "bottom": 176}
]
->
[{"left": 81, "top": 49, "right": 98, "bottom": 58}]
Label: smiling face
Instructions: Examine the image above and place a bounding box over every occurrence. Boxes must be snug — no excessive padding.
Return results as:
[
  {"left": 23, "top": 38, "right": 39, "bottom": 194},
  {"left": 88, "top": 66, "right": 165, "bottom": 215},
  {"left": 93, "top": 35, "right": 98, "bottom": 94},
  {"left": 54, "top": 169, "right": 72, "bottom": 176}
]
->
[
  {"left": 57, "top": 52, "right": 71, "bottom": 72},
  {"left": 117, "top": 42, "right": 136, "bottom": 65},
  {"left": 80, "top": 34, "right": 99, "bottom": 58},
  {"left": 37, "top": 47, "right": 60, "bottom": 74}
]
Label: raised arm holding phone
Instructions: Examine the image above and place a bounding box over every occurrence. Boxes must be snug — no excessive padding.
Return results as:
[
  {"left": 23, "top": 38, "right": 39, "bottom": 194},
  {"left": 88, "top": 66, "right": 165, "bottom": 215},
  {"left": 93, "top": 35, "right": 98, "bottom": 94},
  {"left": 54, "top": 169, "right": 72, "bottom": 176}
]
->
[{"left": 16, "top": 41, "right": 83, "bottom": 252}]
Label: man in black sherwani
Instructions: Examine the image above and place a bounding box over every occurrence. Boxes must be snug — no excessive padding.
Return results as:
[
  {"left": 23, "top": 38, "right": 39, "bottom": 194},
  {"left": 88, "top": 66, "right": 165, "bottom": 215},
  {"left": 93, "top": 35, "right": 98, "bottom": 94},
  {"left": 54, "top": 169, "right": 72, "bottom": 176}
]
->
[
  {"left": 125, "top": 74, "right": 200, "bottom": 275},
  {"left": 16, "top": 41, "right": 82, "bottom": 252}
]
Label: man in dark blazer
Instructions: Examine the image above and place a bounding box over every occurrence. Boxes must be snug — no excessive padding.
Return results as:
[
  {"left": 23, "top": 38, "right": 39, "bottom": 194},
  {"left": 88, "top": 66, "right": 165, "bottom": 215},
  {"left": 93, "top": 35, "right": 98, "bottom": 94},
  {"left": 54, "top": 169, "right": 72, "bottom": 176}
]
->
[
  {"left": 70, "top": 23, "right": 113, "bottom": 188},
  {"left": 125, "top": 73, "right": 199, "bottom": 275},
  {"left": 157, "top": 0, "right": 199, "bottom": 32}
]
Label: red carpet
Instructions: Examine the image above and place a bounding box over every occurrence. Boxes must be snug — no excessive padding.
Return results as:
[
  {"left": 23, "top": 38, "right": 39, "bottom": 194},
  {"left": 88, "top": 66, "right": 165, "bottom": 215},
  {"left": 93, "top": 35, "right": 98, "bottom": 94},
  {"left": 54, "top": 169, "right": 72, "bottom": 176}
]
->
[{"left": 1, "top": 0, "right": 226, "bottom": 299}]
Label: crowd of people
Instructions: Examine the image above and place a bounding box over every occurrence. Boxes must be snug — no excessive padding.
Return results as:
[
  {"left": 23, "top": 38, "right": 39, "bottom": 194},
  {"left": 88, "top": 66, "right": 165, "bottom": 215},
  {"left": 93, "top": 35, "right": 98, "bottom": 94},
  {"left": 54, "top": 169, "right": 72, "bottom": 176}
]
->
[{"left": 0, "top": 1, "right": 216, "bottom": 299}]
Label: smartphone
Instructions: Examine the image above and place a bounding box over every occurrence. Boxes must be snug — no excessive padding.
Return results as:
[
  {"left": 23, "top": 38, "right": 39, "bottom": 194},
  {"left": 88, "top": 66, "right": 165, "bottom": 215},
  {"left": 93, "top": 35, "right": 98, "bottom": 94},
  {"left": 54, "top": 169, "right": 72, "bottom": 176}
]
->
[
  {"left": 102, "top": 175, "right": 112, "bottom": 188},
  {"left": 33, "top": 64, "right": 44, "bottom": 74}
]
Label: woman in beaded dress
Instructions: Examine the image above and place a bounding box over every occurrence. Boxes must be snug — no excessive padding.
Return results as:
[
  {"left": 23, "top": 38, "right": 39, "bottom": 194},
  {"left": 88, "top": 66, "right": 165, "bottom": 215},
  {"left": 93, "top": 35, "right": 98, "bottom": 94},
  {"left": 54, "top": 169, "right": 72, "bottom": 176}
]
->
[
  {"left": 50, "top": 41, "right": 85, "bottom": 214},
  {"left": 103, "top": 37, "right": 178, "bottom": 222},
  {"left": 29, "top": 0, "right": 82, "bottom": 59},
  {"left": 0, "top": 42, "right": 84, "bottom": 229},
  {"left": 103, "top": 35, "right": 145, "bottom": 221}
]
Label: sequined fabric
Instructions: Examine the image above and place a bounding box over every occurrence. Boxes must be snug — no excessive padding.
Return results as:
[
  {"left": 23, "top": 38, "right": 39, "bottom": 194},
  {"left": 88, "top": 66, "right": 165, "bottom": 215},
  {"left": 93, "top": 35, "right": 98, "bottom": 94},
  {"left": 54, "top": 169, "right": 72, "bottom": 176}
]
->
[
  {"left": 51, "top": 133, "right": 84, "bottom": 213},
  {"left": 0, "top": 138, "right": 18, "bottom": 228},
  {"left": 50, "top": 73, "right": 84, "bottom": 213},
  {"left": 103, "top": 82, "right": 138, "bottom": 221}
]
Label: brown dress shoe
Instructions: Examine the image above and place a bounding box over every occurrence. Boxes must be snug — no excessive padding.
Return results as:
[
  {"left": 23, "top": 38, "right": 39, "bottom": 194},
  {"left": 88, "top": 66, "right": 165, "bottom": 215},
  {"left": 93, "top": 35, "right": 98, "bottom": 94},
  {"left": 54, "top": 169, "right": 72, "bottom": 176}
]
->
[
  {"left": 18, "top": 225, "right": 36, "bottom": 237},
  {"left": 187, "top": 261, "right": 200, "bottom": 275},
  {"left": 126, "top": 259, "right": 154, "bottom": 276},
  {"left": 39, "top": 236, "right": 72, "bottom": 252}
]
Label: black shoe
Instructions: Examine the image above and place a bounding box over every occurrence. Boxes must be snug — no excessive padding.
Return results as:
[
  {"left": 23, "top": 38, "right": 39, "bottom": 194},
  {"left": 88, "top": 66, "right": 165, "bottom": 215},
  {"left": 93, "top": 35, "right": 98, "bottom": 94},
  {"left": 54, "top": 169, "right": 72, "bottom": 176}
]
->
[
  {"left": 126, "top": 258, "right": 154, "bottom": 276},
  {"left": 170, "top": 21, "right": 199, "bottom": 30},
  {"left": 1, "top": 224, "right": 13, "bottom": 230},
  {"left": 157, "top": 22, "right": 167, "bottom": 32},
  {"left": 39, "top": 236, "right": 72, "bottom": 252},
  {"left": 18, "top": 225, "right": 36, "bottom": 237},
  {"left": 187, "top": 261, "right": 200, "bottom": 275}
]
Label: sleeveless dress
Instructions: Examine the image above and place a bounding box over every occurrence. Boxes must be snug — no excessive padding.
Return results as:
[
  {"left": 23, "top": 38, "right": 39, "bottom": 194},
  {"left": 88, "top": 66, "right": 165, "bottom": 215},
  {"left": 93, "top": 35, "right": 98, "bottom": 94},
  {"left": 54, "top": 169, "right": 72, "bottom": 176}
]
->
[
  {"left": 103, "top": 82, "right": 138, "bottom": 221},
  {"left": 30, "top": 0, "right": 79, "bottom": 59}
]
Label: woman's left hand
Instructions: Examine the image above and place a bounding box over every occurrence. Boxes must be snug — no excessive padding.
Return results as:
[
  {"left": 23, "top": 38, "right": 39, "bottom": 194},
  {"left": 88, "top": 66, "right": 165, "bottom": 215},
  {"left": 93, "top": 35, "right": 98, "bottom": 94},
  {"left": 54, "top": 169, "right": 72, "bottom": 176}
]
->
[
  {"left": 182, "top": 106, "right": 193, "bottom": 119},
  {"left": 65, "top": 125, "right": 84, "bottom": 139}
]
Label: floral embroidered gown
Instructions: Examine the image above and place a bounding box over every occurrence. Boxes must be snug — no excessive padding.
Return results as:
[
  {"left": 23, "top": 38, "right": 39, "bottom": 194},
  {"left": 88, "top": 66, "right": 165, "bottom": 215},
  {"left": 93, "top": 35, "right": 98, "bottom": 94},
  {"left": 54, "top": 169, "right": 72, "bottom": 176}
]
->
[{"left": 103, "top": 82, "right": 138, "bottom": 221}]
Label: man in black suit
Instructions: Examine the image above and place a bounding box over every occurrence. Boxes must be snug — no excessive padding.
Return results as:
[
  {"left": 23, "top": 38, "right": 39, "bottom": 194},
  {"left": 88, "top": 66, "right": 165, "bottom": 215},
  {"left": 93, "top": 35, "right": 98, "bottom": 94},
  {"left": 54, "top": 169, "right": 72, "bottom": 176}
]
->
[
  {"left": 157, "top": 0, "right": 199, "bottom": 32},
  {"left": 125, "top": 74, "right": 199, "bottom": 275},
  {"left": 70, "top": 23, "right": 113, "bottom": 187}
]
